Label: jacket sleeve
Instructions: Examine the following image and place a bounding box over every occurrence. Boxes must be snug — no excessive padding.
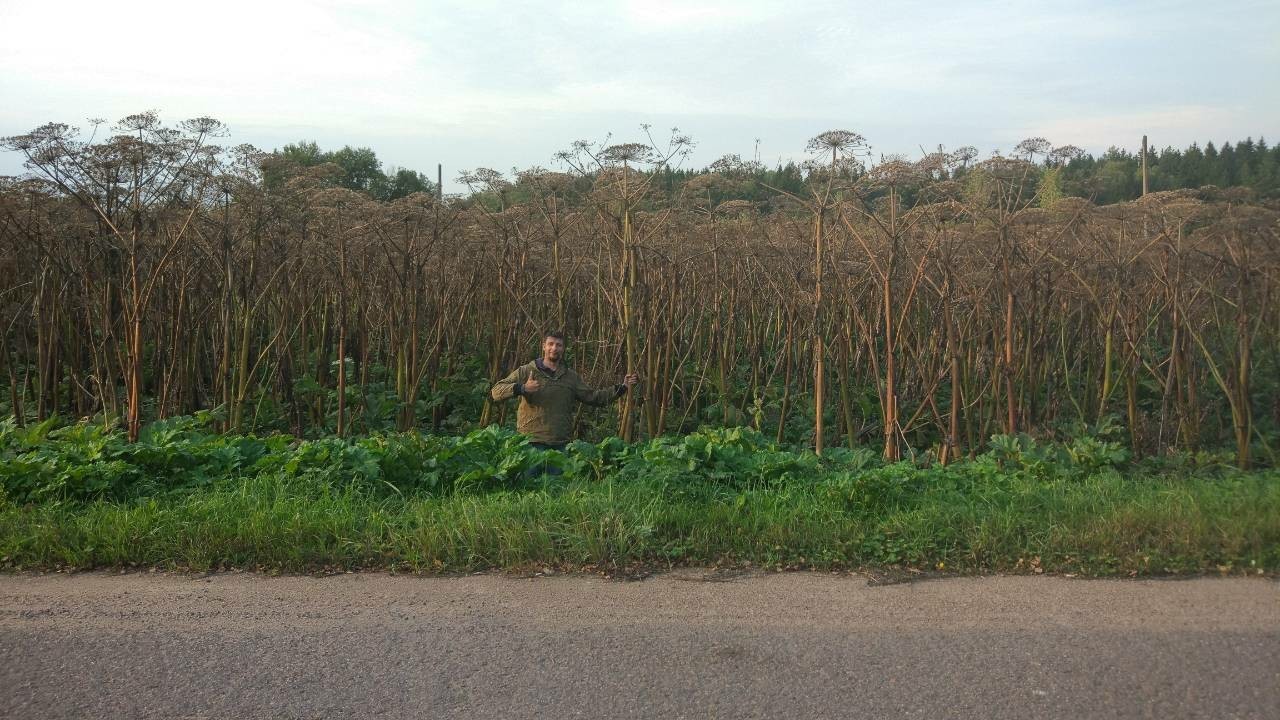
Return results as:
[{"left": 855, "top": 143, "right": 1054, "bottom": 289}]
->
[
  {"left": 572, "top": 373, "right": 625, "bottom": 408},
  {"left": 490, "top": 366, "right": 526, "bottom": 402}
]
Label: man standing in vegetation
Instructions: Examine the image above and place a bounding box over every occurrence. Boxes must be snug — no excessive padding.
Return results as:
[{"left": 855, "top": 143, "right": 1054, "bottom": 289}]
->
[{"left": 490, "top": 332, "right": 639, "bottom": 455}]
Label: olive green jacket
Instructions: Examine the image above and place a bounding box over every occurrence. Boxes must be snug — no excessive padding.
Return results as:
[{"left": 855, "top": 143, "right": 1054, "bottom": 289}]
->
[{"left": 490, "top": 360, "right": 623, "bottom": 444}]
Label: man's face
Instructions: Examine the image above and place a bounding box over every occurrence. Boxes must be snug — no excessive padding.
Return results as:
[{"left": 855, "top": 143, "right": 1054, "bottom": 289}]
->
[{"left": 542, "top": 336, "right": 565, "bottom": 362}]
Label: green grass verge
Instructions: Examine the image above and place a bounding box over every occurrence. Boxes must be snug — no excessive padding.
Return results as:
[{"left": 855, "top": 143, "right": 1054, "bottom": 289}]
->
[
  {"left": 2, "top": 418, "right": 1277, "bottom": 576},
  {"left": 3, "top": 467, "right": 1277, "bottom": 576}
]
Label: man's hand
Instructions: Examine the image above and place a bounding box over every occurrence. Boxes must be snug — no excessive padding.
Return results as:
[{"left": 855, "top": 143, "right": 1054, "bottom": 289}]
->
[
  {"left": 523, "top": 371, "right": 542, "bottom": 395},
  {"left": 622, "top": 373, "right": 640, "bottom": 390}
]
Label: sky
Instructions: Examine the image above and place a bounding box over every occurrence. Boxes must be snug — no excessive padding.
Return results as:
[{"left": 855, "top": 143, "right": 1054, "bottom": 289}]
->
[{"left": 2, "top": 0, "right": 1277, "bottom": 191}]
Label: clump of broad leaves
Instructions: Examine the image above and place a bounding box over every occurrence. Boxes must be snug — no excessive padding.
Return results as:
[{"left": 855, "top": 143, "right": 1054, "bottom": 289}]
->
[
  {"left": 0, "top": 415, "right": 272, "bottom": 504},
  {"left": 0, "top": 417, "right": 544, "bottom": 503},
  {"left": 0, "top": 414, "right": 1222, "bottom": 507}
]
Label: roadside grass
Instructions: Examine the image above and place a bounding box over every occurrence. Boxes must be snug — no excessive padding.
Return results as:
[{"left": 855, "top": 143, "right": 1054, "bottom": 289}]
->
[{"left": 3, "top": 458, "right": 1277, "bottom": 576}]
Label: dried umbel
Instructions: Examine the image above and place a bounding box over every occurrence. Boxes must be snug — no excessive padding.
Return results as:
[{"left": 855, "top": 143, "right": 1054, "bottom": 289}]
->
[
  {"left": 1011, "top": 206, "right": 1053, "bottom": 227},
  {"left": 1046, "top": 196, "right": 1093, "bottom": 219},
  {"left": 228, "top": 143, "right": 267, "bottom": 177},
  {"left": 116, "top": 111, "right": 162, "bottom": 134},
  {"left": 801, "top": 156, "right": 864, "bottom": 184},
  {"left": 682, "top": 158, "right": 761, "bottom": 211},
  {"left": 456, "top": 167, "right": 511, "bottom": 195},
  {"left": 646, "top": 125, "right": 696, "bottom": 166},
  {"left": 916, "top": 150, "right": 957, "bottom": 181},
  {"left": 951, "top": 146, "right": 979, "bottom": 168},
  {"left": 180, "top": 116, "right": 226, "bottom": 137},
  {"left": 590, "top": 167, "right": 630, "bottom": 193},
  {"left": 682, "top": 174, "right": 718, "bottom": 195},
  {"left": 516, "top": 168, "right": 576, "bottom": 193},
  {"left": 386, "top": 190, "right": 441, "bottom": 221},
  {"left": 865, "top": 155, "right": 925, "bottom": 188},
  {"left": 916, "top": 190, "right": 967, "bottom": 221},
  {"left": 1014, "top": 137, "right": 1052, "bottom": 163},
  {"left": 1049, "top": 145, "right": 1085, "bottom": 166},
  {"left": 919, "top": 180, "right": 966, "bottom": 205},
  {"left": 976, "top": 155, "right": 1036, "bottom": 179},
  {"left": 1128, "top": 190, "right": 1204, "bottom": 225},
  {"left": 1, "top": 122, "right": 78, "bottom": 156},
  {"left": 806, "top": 130, "right": 869, "bottom": 157},
  {"left": 311, "top": 186, "right": 372, "bottom": 211},
  {"left": 601, "top": 143, "right": 654, "bottom": 167},
  {"left": 707, "top": 153, "right": 763, "bottom": 177},
  {"left": 714, "top": 199, "right": 758, "bottom": 217}
]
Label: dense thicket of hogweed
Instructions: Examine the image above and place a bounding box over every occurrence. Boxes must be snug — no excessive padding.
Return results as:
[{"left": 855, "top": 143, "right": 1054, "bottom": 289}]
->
[{"left": 1, "top": 116, "right": 1277, "bottom": 468}]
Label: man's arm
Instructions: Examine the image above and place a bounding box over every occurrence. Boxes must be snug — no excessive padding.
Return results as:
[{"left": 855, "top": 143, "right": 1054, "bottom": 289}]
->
[
  {"left": 571, "top": 372, "right": 627, "bottom": 408},
  {"left": 490, "top": 365, "right": 528, "bottom": 402}
]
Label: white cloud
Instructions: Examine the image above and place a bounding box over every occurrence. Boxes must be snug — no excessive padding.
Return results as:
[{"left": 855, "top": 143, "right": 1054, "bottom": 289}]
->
[
  {"left": 1, "top": 0, "right": 1276, "bottom": 185},
  {"left": 619, "top": 0, "right": 782, "bottom": 30}
]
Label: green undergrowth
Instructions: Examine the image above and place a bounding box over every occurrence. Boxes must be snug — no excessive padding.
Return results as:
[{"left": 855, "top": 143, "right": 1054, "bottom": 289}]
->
[{"left": 1, "top": 416, "right": 1277, "bottom": 576}]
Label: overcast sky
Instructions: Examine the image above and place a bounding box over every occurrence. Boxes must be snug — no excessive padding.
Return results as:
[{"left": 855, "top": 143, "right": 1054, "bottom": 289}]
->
[{"left": 2, "top": 0, "right": 1277, "bottom": 191}]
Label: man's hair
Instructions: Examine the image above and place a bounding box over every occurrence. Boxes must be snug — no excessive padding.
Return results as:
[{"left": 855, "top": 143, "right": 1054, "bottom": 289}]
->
[{"left": 544, "top": 330, "right": 567, "bottom": 344}]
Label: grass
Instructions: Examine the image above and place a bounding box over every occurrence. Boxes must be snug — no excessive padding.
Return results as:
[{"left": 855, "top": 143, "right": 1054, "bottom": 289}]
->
[
  {"left": 3, "top": 458, "right": 1277, "bottom": 576},
  {"left": 2, "top": 417, "right": 1277, "bottom": 576}
]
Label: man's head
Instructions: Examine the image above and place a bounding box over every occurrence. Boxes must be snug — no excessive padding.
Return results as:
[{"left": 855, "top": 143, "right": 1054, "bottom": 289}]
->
[{"left": 542, "top": 331, "right": 566, "bottom": 363}]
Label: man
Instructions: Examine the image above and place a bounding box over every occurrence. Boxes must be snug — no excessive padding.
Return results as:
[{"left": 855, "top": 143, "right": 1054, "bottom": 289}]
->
[{"left": 490, "top": 331, "right": 640, "bottom": 457}]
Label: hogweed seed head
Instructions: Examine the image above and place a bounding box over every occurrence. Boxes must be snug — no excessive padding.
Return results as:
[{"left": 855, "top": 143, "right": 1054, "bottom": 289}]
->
[{"left": 806, "top": 130, "right": 868, "bottom": 156}]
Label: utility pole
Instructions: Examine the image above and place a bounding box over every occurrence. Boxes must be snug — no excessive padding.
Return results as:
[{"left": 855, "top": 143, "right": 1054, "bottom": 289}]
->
[
  {"left": 1141, "top": 135, "right": 1148, "bottom": 197},
  {"left": 437, "top": 163, "right": 443, "bottom": 201}
]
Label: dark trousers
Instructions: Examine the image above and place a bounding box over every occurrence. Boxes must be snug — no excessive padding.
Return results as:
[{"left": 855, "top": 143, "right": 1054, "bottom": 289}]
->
[{"left": 526, "top": 442, "right": 567, "bottom": 478}]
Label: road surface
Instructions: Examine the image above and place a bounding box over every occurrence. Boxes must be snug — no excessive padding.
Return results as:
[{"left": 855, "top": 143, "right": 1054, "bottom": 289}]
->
[{"left": 3, "top": 570, "right": 1277, "bottom": 719}]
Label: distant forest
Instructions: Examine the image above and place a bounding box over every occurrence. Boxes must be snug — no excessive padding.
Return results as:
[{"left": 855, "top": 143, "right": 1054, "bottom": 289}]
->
[{"left": 280, "top": 136, "right": 1280, "bottom": 207}]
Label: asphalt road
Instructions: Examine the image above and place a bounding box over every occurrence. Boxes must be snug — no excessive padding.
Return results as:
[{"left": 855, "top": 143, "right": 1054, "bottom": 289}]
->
[{"left": 2, "top": 570, "right": 1278, "bottom": 719}]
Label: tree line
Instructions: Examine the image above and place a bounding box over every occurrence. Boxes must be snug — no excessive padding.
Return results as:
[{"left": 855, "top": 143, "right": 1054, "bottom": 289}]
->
[
  {"left": 268, "top": 140, "right": 437, "bottom": 202},
  {"left": 269, "top": 136, "right": 1280, "bottom": 209}
]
